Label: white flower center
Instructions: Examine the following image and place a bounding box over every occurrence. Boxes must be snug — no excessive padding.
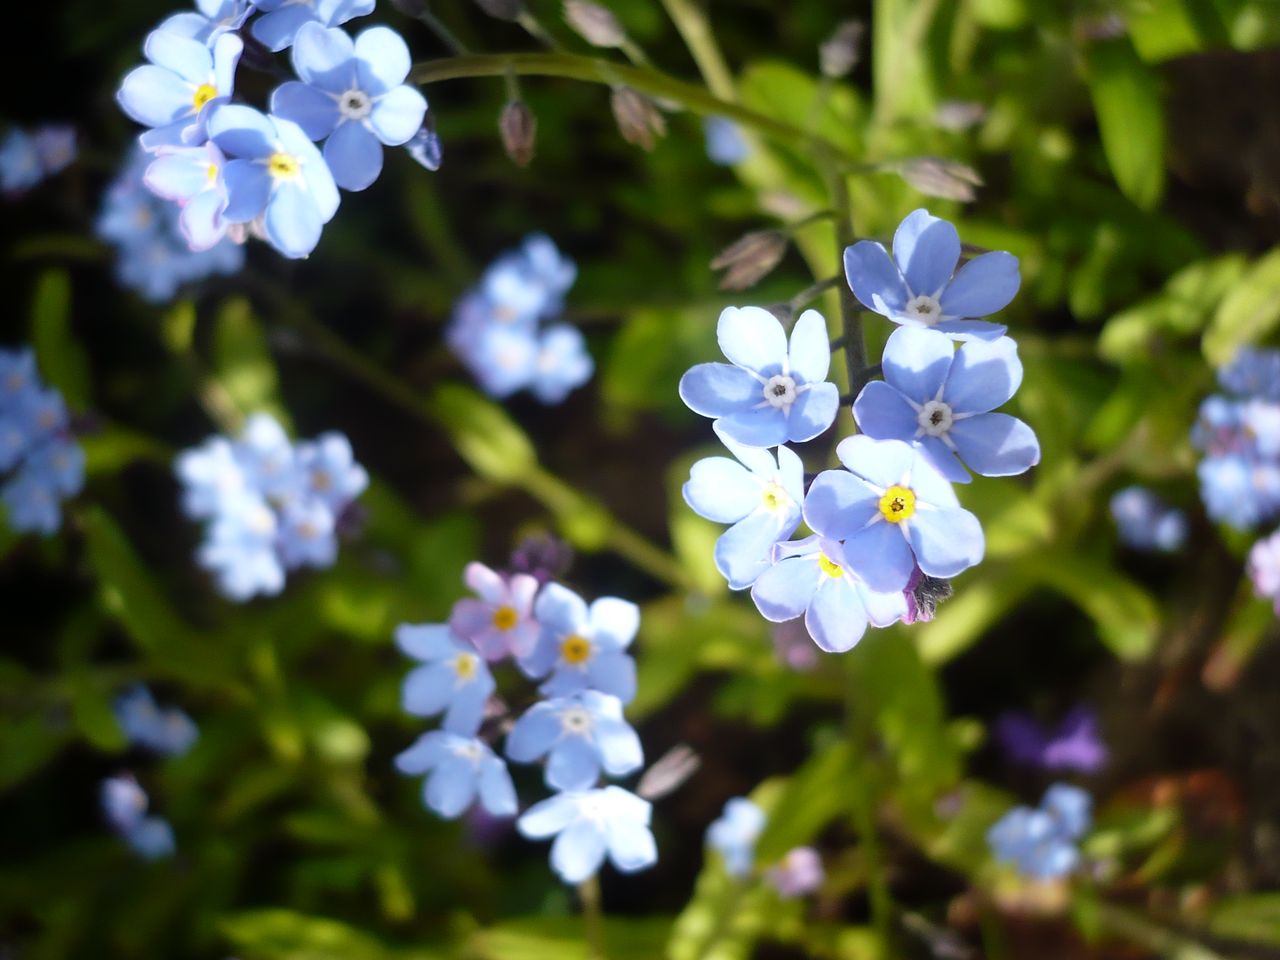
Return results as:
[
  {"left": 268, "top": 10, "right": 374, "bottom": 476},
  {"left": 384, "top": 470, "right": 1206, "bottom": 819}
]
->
[
  {"left": 560, "top": 706, "right": 594, "bottom": 735},
  {"left": 760, "top": 480, "right": 790, "bottom": 512},
  {"left": 918, "top": 400, "right": 954, "bottom": 436},
  {"left": 762, "top": 374, "right": 797, "bottom": 409},
  {"left": 451, "top": 740, "right": 485, "bottom": 761},
  {"left": 905, "top": 294, "right": 942, "bottom": 324},
  {"left": 338, "top": 89, "right": 372, "bottom": 121}
]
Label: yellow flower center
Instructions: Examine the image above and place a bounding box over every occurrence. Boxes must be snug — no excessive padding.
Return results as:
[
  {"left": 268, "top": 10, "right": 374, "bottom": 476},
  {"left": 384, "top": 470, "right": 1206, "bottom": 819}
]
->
[
  {"left": 491, "top": 605, "right": 518, "bottom": 631},
  {"left": 205, "top": 162, "right": 219, "bottom": 182},
  {"left": 268, "top": 151, "right": 301, "bottom": 180},
  {"left": 879, "top": 484, "right": 917, "bottom": 523},
  {"left": 760, "top": 481, "right": 788, "bottom": 512},
  {"left": 818, "top": 553, "right": 843, "bottom": 578},
  {"left": 560, "top": 634, "right": 592, "bottom": 664},
  {"left": 192, "top": 83, "right": 218, "bottom": 111},
  {"left": 454, "top": 653, "right": 478, "bottom": 680}
]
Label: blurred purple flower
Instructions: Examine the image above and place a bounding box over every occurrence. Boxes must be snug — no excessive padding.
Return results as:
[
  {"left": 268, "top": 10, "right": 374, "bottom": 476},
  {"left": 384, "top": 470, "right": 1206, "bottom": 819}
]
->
[{"left": 995, "top": 706, "right": 1107, "bottom": 774}]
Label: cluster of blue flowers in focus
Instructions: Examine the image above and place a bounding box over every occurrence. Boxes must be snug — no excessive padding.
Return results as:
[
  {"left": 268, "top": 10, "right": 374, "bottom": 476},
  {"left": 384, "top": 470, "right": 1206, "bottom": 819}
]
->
[
  {"left": 987, "top": 783, "right": 1092, "bottom": 880},
  {"left": 0, "top": 348, "right": 85, "bottom": 536},
  {"left": 101, "top": 775, "right": 176, "bottom": 861},
  {"left": 0, "top": 125, "right": 76, "bottom": 195},
  {"left": 175, "top": 413, "right": 368, "bottom": 601},
  {"left": 114, "top": 685, "right": 200, "bottom": 756},
  {"left": 113, "top": 0, "right": 430, "bottom": 264},
  {"left": 1109, "top": 486, "right": 1187, "bottom": 553},
  {"left": 446, "top": 235, "right": 594, "bottom": 404},
  {"left": 705, "top": 796, "right": 824, "bottom": 897},
  {"left": 394, "top": 556, "right": 657, "bottom": 884},
  {"left": 678, "top": 209, "right": 1038, "bottom": 654}
]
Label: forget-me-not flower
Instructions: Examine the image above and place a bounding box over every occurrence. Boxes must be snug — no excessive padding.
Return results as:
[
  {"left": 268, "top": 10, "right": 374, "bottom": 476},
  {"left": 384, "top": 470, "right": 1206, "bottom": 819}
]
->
[
  {"left": 531, "top": 326, "right": 594, "bottom": 404},
  {"left": 448, "top": 562, "right": 540, "bottom": 661},
  {"left": 854, "top": 327, "right": 1039, "bottom": 483},
  {"left": 679, "top": 308, "right": 839, "bottom": 447},
  {"left": 100, "top": 775, "right": 176, "bottom": 861},
  {"left": 1219, "top": 346, "right": 1280, "bottom": 402},
  {"left": 159, "top": 0, "right": 254, "bottom": 45},
  {"left": 1248, "top": 529, "right": 1280, "bottom": 614},
  {"left": 0, "top": 129, "right": 42, "bottom": 193},
  {"left": 31, "top": 126, "right": 77, "bottom": 178},
  {"left": 517, "top": 785, "right": 657, "bottom": 884},
  {"left": 397, "top": 623, "right": 496, "bottom": 736},
  {"left": 987, "top": 783, "right": 1091, "bottom": 880},
  {"left": 995, "top": 706, "right": 1108, "bottom": 774},
  {"left": 143, "top": 142, "right": 232, "bottom": 250},
  {"left": 1109, "top": 486, "right": 1187, "bottom": 553},
  {"left": 704, "top": 116, "right": 749, "bottom": 165},
  {"left": 520, "top": 582, "right": 638, "bottom": 704},
  {"left": 394, "top": 730, "right": 517, "bottom": 819},
  {"left": 114, "top": 685, "right": 199, "bottom": 756},
  {"left": 249, "top": 0, "right": 376, "bottom": 52},
  {"left": 270, "top": 23, "right": 428, "bottom": 192},
  {"left": 706, "top": 796, "right": 764, "bottom": 877},
  {"left": 118, "top": 31, "right": 243, "bottom": 150},
  {"left": 844, "top": 209, "right": 1019, "bottom": 341},
  {"left": 505, "top": 690, "right": 643, "bottom": 791}
]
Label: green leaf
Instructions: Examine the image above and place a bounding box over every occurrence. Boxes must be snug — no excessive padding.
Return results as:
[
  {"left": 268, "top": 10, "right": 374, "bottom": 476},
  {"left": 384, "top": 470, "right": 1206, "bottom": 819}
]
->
[
  {"left": 756, "top": 738, "right": 852, "bottom": 862},
  {"left": 1202, "top": 247, "right": 1280, "bottom": 365},
  {"left": 430, "top": 383, "right": 536, "bottom": 483},
  {"left": 469, "top": 916, "right": 672, "bottom": 960},
  {"left": 0, "top": 709, "right": 71, "bottom": 791},
  {"left": 1084, "top": 37, "right": 1165, "bottom": 210},
  {"left": 219, "top": 908, "right": 441, "bottom": 960},
  {"left": 1208, "top": 893, "right": 1280, "bottom": 946},
  {"left": 1028, "top": 551, "right": 1160, "bottom": 659},
  {"left": 31, "top": 269, "right": 91, "bottom": 410},
  {"left": 69, "top": 673, "right": 127, "bottom": 752},
  {"left": 213, "top": 297, "right": 288, "bottom": 428}
]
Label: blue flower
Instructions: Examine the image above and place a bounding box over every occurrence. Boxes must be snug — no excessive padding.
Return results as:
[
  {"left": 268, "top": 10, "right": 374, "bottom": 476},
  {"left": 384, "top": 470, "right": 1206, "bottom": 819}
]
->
[
  {"left": 114, "top": 685, "right": 199, "bottom": 756},
  {"left": 679, "top": 308, "right": 839, "bottom": 447},
  {"left": 706, "top": 796, "right": 764, "bottom": 877},
  {"left": 683, "top": 433, "right": 804, "bottom": 589},
  {"left": 197, "top": 493, "right": 287, "bottom": 600},
  {"left": 854, "top": 327, "right": 1039, "bottom": 483},
  {"left": 1197, "top": 454, "right": 1280, "bottom": 530},
  {"left": 207, "top": 105, "right": 340, "bottom": 258},
  {"left": 703, "top": 115, "right": 749, "bottom": 165},
  {"left": 31, "top": 125, "right": 77, "bottom": 177},
  {"left": 0, "top": 129, "right": 44, "bottom": 193},
  {"left": 270, "top": 23, "right": 428, "bottom": 192},
  {"left": 517, "top": 786, "right": 657, "bottom": 884},
  {"left": 805, "top": 435, "right": 985, "bottom": 593},
  {"left": 143, "top": 142, "right": 231, "bottom": 250},
  {"left": 448, "top": 562, "right": 541, "bottom": 661},
  {"left": 277, "top": 496, "right": 337, "bottom": 568},
  {"left": 249, "top": 0, "right": 375, "bottom": 52},
  {"left": 1248, "top": 530, "right": 1280, "bottom": 615},
  {"left": 520, "top": 582, "right": 638, "bottom": 704},
  {"left": 531, "top": 325, "right": 594, "bottom": 404},
  {"left": 987, "top": 783, "right": 1091, "bottom": 880},
  {"left": 396, "top": 623, "right": 495, "bottom": 736},
  {"left": 751, "top": 536, "right": 909, "bottom": 653},
  {"left": 159, "top": 0, "right": 253, "bottom": 45},
  {"left": 506, "top": 690, "right": 643, "bottom": 791},
  {"left": 1219, "top": 346, "right": 1280, "bottom": 401},
  {"left": 394, "top": 730, "right": 517, "bottom": 819},
  {"left": 405, "top": 122, "right": 443, "bottom": 170},
  {"left": 118, "top": 31, "right": 243, "bottom": 150},
  {"left": 295, "top": 431, "right": 368, "bottom": 511},
  {"left": 844, "top": 209, "right": 1019, "bottom": 341},
  {"left": 1109, "top": 487, "right": 1187, "bottom": 553},
  {"left": 100, "top": 775, "right": 176, "bottom": 861}
]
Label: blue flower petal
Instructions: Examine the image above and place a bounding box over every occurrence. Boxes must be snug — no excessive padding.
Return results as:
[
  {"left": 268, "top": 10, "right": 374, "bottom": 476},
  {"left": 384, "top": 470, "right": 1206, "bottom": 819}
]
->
[
  {"left": 904, "top": 449, "right": 961, "bottom": 508},
  {"left": 547, "top": 735, "right": 601, "bottom": 791},
  {"left": 905, "top": 505, "right": 984, "bottom": 578},
  {"left": 853, "top": 380, "right": 919, "bottom": 442},
  {"left": 803, "top": 468, "right": 879, "bottom": 540},
  {"left": 679, "top": 362, "right": 760, "bottom": 417},
  {"left": 441, "top": 672, "right": 493, "bottom": 735},
  {"left": 212, "top": 33, "right": 244, "bottom": 94},
  {"left": 506, "top": 702, "right": 561, "bottom": 762},
  {"left": 843, "top": 520, "right": 915, "bottom": 593},
  {"left": 144, "top": 150, "right": 210, "bottom": 201},
  {"left": 606, "top": 815, "right": 658, "bottom": 872},
  {"left": 251, "top": 4, "right": 318, "bottom": 52},
  {"left": 684, "top": 456, "right": 761, "bottom": 523},
  {"left": 940, "top": 251, "right": 1020, "bottom": 320},
  {"left": 835, "top": 435, "right": 915, "bottom": 489},
  {"left": 588, "top": 597, "right": 639, "bottom": 650},
  {"left": 144, "top": 31, "right": 211, "bottom": 84},
  {"left": 807, "top": 576, "right": 869, "bottom": 653},
  {"left": 777, "top": 444, "right": 805, "bottom": 503},
  {"left": 932, "top": 319, "right": 1007, "bottom": 341},
  {"left": 892, "top": 209, "right": 960, "bottom": 297},
  {"left": 716, "top": 509, "right": 791, "bottom": 589},
  {"left": 394, "top": 730, "right": 447, "bottom": 774},
  {"left": 595, "top": 715, "right": 643, "bottom": 776},
  {"left": 290, "top": 22, "right": 356, "bottom": 91},
  {"left": 948, "top": 413, "right": 1040, "bottom": 477},
  {"left": 118, "top": 66, "right": 192, "bottom": 128},
  {"left": 751, "top": 553, "right": 820, "bottom": 622},
  {"left": 551, "top": 818, "right": 607, "bottom": 883},
  {"left": 787, "top": 381, "right": 839, "bottom": 442},
  {"left": 271, "top": 80, "right": 340, "bottom": 140},
  {"left": 917, "top": 434, "right": 970, "bottom": 484},
  {"left": 478, "top": 756, "right": 518, "bottom": 816},
  {"left": 180, "top": 189, "right": 228, "bottom": 250},
  {"left": 395, "top": 623, "right": 454, "bottom": 660},
  {"left": 716, "top": 407, "right": 788, "bottom": 447},
  {"left": 323, "top": 120, "right": 383, "bottom": 191},
  {"left": 882, "top": 326, "right": 955, "bottom": 403},
  {"left": 208, "top": 104, "right": 277, "bottom": 159},
  {"left": 535, "top": 582, "right": 589, "bottom": 634},
  {"left": 369, "top": 84, "right": 429, "bottom": 145},
  {"left": 844, "top": 240, "right": 907, "bottom": 316},
  {"left": 354, "top": 26, "right": 412, "bottom": 92},
  {"left": 518, "top": 793, "right": 578, "bottom": 838},
  {"left": 425, "top": 754, "right": 478, "bottom": 818},
  {"left": 402, "top": 662, "right": 453, "bottom": 716},
  {"left": 585, "top": 651, "right": 636, "bottom": 703},
  {"left": 944, "top": 336, "right": 1023, "bottom": 413},
  {"left": 263, "top": 181, "right": 323, "bottom": 258},
  {"left": 859, "top": 581, "right": 909, "bottom": 627},
  {"left": 787, "top": 309, "right": 831, "bottom": 385},
  {"left": 717, "top": 306, "right": 786, "bottom": 375}
]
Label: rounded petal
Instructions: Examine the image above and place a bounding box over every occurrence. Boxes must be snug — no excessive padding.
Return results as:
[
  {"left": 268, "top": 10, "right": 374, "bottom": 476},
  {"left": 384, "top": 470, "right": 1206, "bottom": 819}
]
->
[
  {"left": 594, "top": 716, "right": 643, "bottom": 777},
  {"left": 144, "top": 151, "right": 210, "bottom": 201},
  {"left": 546, "top": 735, "right": 601, "bottom": 791},
  {"left": 751, "top": 555, "right": 821, "bottom": 622},
  {"left": 323, "top": 119, "right": 384, "bottom": 191},
  {"left": 916, "top": 434, "right": 970, "bottom": 484},
  {"left": 534, "top": 582, "right": 589, "bottom": 634},
  {"left": 270, "top": 80, "right": 339, "bottom": 140},
  {"left": 606, "top": 818, "right": 658, "bottom": 873},
  {"left": 940, "top": 251, "right": 1020, "bottom": 320},
  {"left": 355, "top": 26, "right": 412, "bottom": 91},
  {"left": 835, "top": 435, "right": 916, "bottom": 489},
  {"left": 518, "top": 793, "right": 579, "bottom": 838},
  {"left": 264, "top": 181, "right": 323, "bottom": 258},
  {"left": 369, "top": 84, "right": 429, "bottom": 145},
  {"left": 905, "top": 448, "right": 962, "bottom": 508},
  {"left": 787, "top": 382, "right": 839, "bottom": 442},
  {"left": 144, "top": 31, "right": 212, "bottom": 83},
  {"left": 208, "top": 104, "right": 277, "bottom": 158},
  {"left": 853, "top": 380, "right": 920, "bottom": 442},
  {"left": 477, "top": 756, "right": 518, "bottom": 817},
  {"left": 401, "top": 663, "right": 453, "bottom": 717},
  {"left": 776, "top": 444, "right": 805, "bottom": 503},
  {"left": 717, "top": 509, "right": 795, "bottom": 590},
  {"left": 806, "top": 578, "right": 869, "bottom": 653},
  {"left": 463, "top": 561, "right": 506, "bottom": 604},
  {"left": 252, "top": 5, "right": 321, "bottom": 52},
  {"left": 716, "top": 408, "right": 788, "bottom": 447},
  {"left": 931, "top": 319, "right": 1007, "bottom": 341},
  {"left": 290, "top": 22, "right": 357, "bottom": 90},
  {"left": 506, "top": 702, "right": 561, "bottom": 762},
  {"left": 585, "top": 652, "right": 636, "bottom": 704},
  {"left": 211, "top": 33, "right": 244, "bottom": 94},
  {"left": 892, "top": 209, "right": 960, "bottom": 297},
  {"left": 905, "top": 506, "right": 984, "bottom": 578},
  {"left": 944, "top": 336, "right": 1023, "bottom": 413},
  {"left": 551, "top": 819, "right": 607, "bottom": 883},
  {"left": 882, "top": 326, "right": 956, "bottom": 403},
  {"left": 425, "top": 754, "right": 478, "bottom": 818},
  {"left": 803, "top": 469, "right": 879, "bottom": 540},
  {"left": 844, "top": 241, "right": 907, "bottom": 316},
  {"left": 442, "top": 674, "right": 493, "bottom": 736},
  {"left": 179, "top": 189, "right": 229, "bottom": 250},
  {"left": 588, "top": 597, "right": 639, "bottom": 650},
  {"left": 395, "top": 623, "right": 455, "bottom": 661},
  {"left": 948, "top": 413, "right": 1040, "bottom": 477},
  {"left": 118, "top": 66, "right": 192, "bottom": 128},
  {"left": 394, "top": 730, "right": 447, "bottom": 774},
  {"left": 842, "top": 521, "right": 915, "bottom": 593},
  {"left": 859, "top": 581, "right": 909, "bottom": 627},
  {"left": 717, "top": 306, "right": 787, "bottom": 375},
  {"left": 788, "top": 309, "right": 831, "bottom": 384},
  {"left": 679, "top": 362, "right": 761, "bottom": 418},
  {"left": 683, "top": 456, "right": 760, "bottom": 523}
]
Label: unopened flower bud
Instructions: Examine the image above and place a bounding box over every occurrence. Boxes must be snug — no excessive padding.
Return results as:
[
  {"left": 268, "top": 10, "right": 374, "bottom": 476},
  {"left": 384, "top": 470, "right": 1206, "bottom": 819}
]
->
[
  {"left": 564, "top": 0, "right": 626, "bottom": 47},
  {"left": 897, "top": 157, "right": 983, "bottom": 202},
  {"left": 934, "top": 99, "right": 987, "bottom": 132},
  {"left": 636, "top": 744, "right": 701, "bottom": 801},
  {"left": 471, "top": 0, "right": 524, "bottom": 20},
  {"left": 508, "top": 533, "right": 572, "bottom": 584},
  {"left": 904, "top": 568, "right": 952, "bottom": 624},
  {"left": 406, "top": 120, "right": 443, "bottom": 171},
  {"left": 499, "top": 100, "right": 537, "bottom": 167},
  {"left": 819, "top": 20, "right": 864, "bottom": 78},
  {"left": 610, "top": 87, "right": 666, "bottom": 151},
  {"left": 710, "top": 229, "right": 789, "bottom": 291}
]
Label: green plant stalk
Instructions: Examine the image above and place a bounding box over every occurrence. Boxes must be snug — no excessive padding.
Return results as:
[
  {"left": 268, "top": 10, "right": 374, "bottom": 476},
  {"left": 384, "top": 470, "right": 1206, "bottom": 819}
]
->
[
  {"left": 578, "top": 877, "right": 607, "bottom": 960},
  {"left": 827, "top": 170, "right": 869, "bottom": 395},
  {"left": 657, "top": 0, "right": 737, "bottom": 101},
  {"left": 845, "top": 654, "right": 895, "bottom": 953}
]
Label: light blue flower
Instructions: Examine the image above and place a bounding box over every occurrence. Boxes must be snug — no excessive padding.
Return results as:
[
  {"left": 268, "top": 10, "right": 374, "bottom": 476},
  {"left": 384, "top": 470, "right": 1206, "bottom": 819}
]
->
[
  {"left": 114, "top": 685, "right": 199, "bottom": 756},
  {"left": 1219, "top": 346, "right": 1280, "bottom": 401},
  {"left": 277, "top": 496, "right": 337, "bottom": 568},
  {"left": 751, "top": 535, "right": 908, "bottom": 653},
  {"left": 2, "top": 467, "right": 63, "bottom": 534},
  {"left": 506, "top": 690, "right": 643, "bottom": 791},
  {"left": 517, "top": 786, "right": 657, "bottom": 884},
  {"left": 394, "top": 730, "right": 517, "bottom": 819},
  {"left": 196, "top": 493, "right": 286, "bottom": 600},
  {"left": 100, "top": 775, "right": 176, "bottom": 861},
  {"left": 805, "top": 435, "right": 984, "bottom": 593},
  {"left": 531, "top": 325, "right": 594, "bottom": 405},
  {"left": 232, "top": 412, "right": 298, "bottom": 501},
  {"left": 118, "top": 31, "right": 243, "bottom": 150},
  {"left": 397, "top": 623, "right": 495, "bottom": 736},
  {"left": 987, "top": 783, "right": 1091, "bottom": 880},
  {"left": 207, "top": 105, "right": 341, "bottom": 258},
  {"left": 1042, "top": 783, "right": 1091, "bottom": 840},
  {"left": 853, "top": 327, "right": 1039, "bottom": 483},
  {"left": 487, "top": 233, "right": 578, "bottom": 324},
  {"left": 679, "top": 307, "right": 839, "bottom": 447},
  {"left": 1109, "top": 487, "right": 1186, "bottom": 553},
  {"left": 144, "top": 142, "right": 231, "bottom": 250},
  {"left": 1243, "top": 399, "right": 1280, "bottom": 459},
  {"left": 296, "top": 431, "right": 368, "bottom": 509},
  {"left": 270, "top": 23, "right": 428, "bottom": 192},
  {"left": 159, "top": 0, "right": 254, "bottom": 45},
  {"left": 1248, "top": 530, "right": 1280, "bottom": 615},
  {"left": 706, "top": 796, "right": 764, "bottom": 877},
  {"left": 1197, "top": 454, "right": 1280, "bottom": 530},
  {"left": 844, "top": 209, "right": 1018, "bottom": 341},
  {"left": 0, "top": 129, "right": 44, "bottom": 193},
  {"left": 683, "top": 432, "right": 804, "bottom": 589},
  {"left": 703, "top": 115, "right": 749, "bottom": 165},
  {"left": 31, "top": 125, "right": 77, "bottom": 177},
  {"left": 520, "top": 582, "right": 638, "bottom": 704},
  {"left": 249, "top": 0, "right": 375, "bottom": 52}
]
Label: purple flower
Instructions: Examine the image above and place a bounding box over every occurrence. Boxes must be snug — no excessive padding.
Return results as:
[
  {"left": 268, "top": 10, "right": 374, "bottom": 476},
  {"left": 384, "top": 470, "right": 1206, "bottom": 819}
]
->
[
  {"left": 995, "top": 706, "right": 1108, "bottom": 774},
  {"left": 1248, "top": 530, "right": 1280, "bottom": 614},
  {"left": 766, "top": 847, "right": 824, "bottom": 898},
  {"left": 448, "top": 562, "right": 540, "bottom": 661}
]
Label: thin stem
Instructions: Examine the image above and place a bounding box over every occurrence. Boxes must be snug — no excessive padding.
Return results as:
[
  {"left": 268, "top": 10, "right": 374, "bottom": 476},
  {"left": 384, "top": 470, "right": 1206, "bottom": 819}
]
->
[
  {"left": 827, "top": 170, "right": 869, "bottom": 395},
  {"left": 578, "top": 877, "right": 607, "bottom": 960},
  {"left": 845, "top": 654, "right": 895, "bottom": 953},
  {"left": 782, "top": 209, "right": 837, "bottom": 234},
  {"left": 658, "top": 0, "right": 737, "bottom": 101},
  {"left": 517, "top": 10, "right": 562, "bottom": 51},
  {"left": 416, "top": 8, "right": 470, "bottom": 55}
]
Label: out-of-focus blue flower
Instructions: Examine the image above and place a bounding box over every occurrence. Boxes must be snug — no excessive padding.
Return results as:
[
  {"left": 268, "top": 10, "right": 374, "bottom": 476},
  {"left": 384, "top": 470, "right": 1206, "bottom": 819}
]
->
[
  {"left": 249, "top": 0, "right": 375, "bottom": 52},
  {"left": 704, "top": 115, "right": 749, "bottom": 165},
  {"left": 448, "top": 562, "right": 541, "bottom": 661},
  {"left": 987, "top": 783, "right": 1091, "bottom": 880},
  {"left": 208, "top": 105, "right": 341, "bottom": 258},
  {"left": 0, "top": 129, "right": 43, "bottom": 193},
  {"left": 531, "top": 325, "right": 594, "bottom": 404},
  {"left": 1196, "top": 454, "right": 1280, "bottom": 531},
  {"left": 397, "top": 623, "right": 496, "bottom": 736},
  {"left": 159, "top": 0, "right": 254, "bottom": 45},
  {"left": 114, "top": 685, "right": 199, "bottom": 756},
  {"left": 1244, "top": 399, "right": 1280, "bottom": 459},
  {"left": 706, "top": 796, "right": 764, "bottom": 877},
  {"left": 805, "top": 435, "right": 984, "bottom": 593},
  {"left": 296, "top": 432, "right": 368, "bottom": 510},
  {"left": 143, "top": 142, "right": 231, "bottom": 250},
  {"left": 751, "top": 535, "right": 909, "bottom": 653},
  {"left": 853, "top": 327, "right": 1039, "bottom": 483},
  {"left": 394, "top": 730, "right": 517, "bottom": 819},
  {"left": 506, "top": 690, "right": 643, "bottom": 791},
  {"left": 520, "top": 582, "right": 638, "bottom": 704},
  {"left": 1219, "top": 346, "right": 1280, "bottom": 401},
  {"left": 100, "top": 775, "right": 176, "bottom": 860},
  {"left": 1109, "top": 486, "right": 1187, "bottom": 553},
  {"left": 995, "top": 706, "right": 1107, "bottom": 774},
  {"left": 197, "top": 493, "right": 285, "bottom": 599},
  {"left": 270, "top": 23, "right": 428, "bottom": 191},
  {"left": 31, "top": 125, "right": 77, "bottom": 177},
  {"left": 1248, "top": 529, "right": 1280, "bottom": 615},
  {"left": 679, "top": 308, "right": 839, "bottom": 447},
  {"left": 517, "top": 785, "right": 657, "bottom": 884},
  {"left": 117, "top": 31, "right": 243, "bottom": 150},
  {"left": 684, "top": 432, "right": 804, "bottom": 590},
  {"left": 844, "top": 209, "right": 1018, "bottom": 341},
  {"left": 766, "top": 846, "right": 824, "bottom": 898}
]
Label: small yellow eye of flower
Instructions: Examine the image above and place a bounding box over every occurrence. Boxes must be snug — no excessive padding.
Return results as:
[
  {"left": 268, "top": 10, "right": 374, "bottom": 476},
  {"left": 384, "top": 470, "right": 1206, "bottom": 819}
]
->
[
  {"left": 760, "top": 481, "right": 788, "bottom": 511},
  {"left": 454, "top": 653, "right": 478, "bottom": 680},
  {"left": 818, "top": 554, "right": 843, "bottom": 578},
  {"left": 560, "top": 634, "right": 592, "bottom": 664},
  {"left": 205, "top": 163, "right": 219, "bottom": 182},
  {"left": 879, "top": 484, "right": 917, "bottom": 523},
  {"left": 268, "top": 151, "right": 301, "bottom": 179},
  {"left": 192, "top": 83, "right": 218, "bottom": 111},
  {"left": 491, "top": 605, "right": 518, "bottom": 630}
]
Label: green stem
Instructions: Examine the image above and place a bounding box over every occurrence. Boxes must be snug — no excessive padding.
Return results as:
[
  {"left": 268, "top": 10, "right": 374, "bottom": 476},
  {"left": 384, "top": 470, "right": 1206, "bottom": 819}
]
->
[
  {"left": 578, "top": 877, "right": 607, "bottom": 960},
  {"left": 788, "top": 276, "right": 842, "bottom": 313},
  {"left": 845, "top": 654, "right": 895, "bottom": 953},
  {"left": 516, "top": 10, "right": 561, "bottom": 51},
  {"left": 827, "top": 170, "right": 869, "bottom": 395},
  {"left": 657, "top": 0, "right": 737, "bottom": 101}
]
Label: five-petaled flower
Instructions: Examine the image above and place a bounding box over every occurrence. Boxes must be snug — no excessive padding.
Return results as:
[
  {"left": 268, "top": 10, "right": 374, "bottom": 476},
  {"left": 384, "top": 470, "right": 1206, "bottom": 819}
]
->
[
  {"left": 118, "top": 31, "right": 243, "bottom": 150},
  {"left": 505, "top": 690, "right": 643, "bottom": 792},
  {"left": 517, "top": 786, "right": 658, "bottom": 884},
  {"left": 520, "top": 582, "right": 639, "bottom": 703},
  {"left": 394, "top": 730, "right": 518, "bottom": 819}
]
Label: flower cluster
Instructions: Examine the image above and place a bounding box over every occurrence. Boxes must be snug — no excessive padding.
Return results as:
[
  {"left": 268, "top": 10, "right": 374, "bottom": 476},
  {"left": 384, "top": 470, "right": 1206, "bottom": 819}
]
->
[
  {"left": 995, "top": 706, "right": 1107, "bottom": 775},
  {"left": 679, "top": 210, "right": 1037, "bottom": 654},
  {"left": 114, "top": 685, "right": 200, "bottom": 756},
  {"left": 100, "top": 774, "right": 175, "bottom": 861},
  {"left": 174, "top": 413, "right": 368, "bottom": 601},
  {"left": 394, "top": 558, "right": 657, "bottom": 885},
  {"left": 705, "top": 796, "right": 824, "bottom": 897},
  {"left": 115, "top": 0, "right": 429, "bottom": 260},
  {"left": 0, "top": 124, "right": 75, "bottom": 195},
  {"left": 1109, "top": 486, "right": 1187, "bottom": 553},
  {"left": 1249, "top": 529, "right": 1280, "bottom": 615},
  {"left": 987, "top": 783, "right": 1092, "bottom": 880},
  {"left": 446, "top": 234, "right": 593, "bottom": 404},
  {"left": 0, "top": 348, "right": 85, "bottom": 536}
]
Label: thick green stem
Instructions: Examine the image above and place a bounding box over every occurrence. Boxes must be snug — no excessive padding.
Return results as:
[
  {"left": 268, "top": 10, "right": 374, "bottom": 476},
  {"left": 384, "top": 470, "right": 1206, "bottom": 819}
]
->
[
  {"left": 657, "top": 0, "right": 737, "bottom": 101},
  {"left": 578, "top": 877, "right": 607, "bottom": 960}
]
